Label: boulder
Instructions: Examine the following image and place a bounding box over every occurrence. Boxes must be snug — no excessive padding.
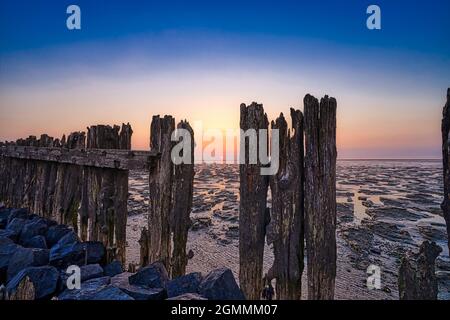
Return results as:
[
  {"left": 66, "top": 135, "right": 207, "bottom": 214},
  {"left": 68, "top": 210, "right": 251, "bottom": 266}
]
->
[
  {"left": 0, "top": 237, "right": 18, "bottom": 283},
  {"left": 117, "top": 285, "right": 166, "bottom": 300},
  {"left": 90, "top": 286, "right": 134, "bottom": 300},
  {"left": 167, "top": 272, "right": 202, "bottom": 298},
  {"left": 110, "top": 272, "right": 133, "bottom": 287},
  {"left": 50, "top": 241, "right": 105, "bottom": 269},
  {"left": 7, "top": 208, "right": 29, "bottom": 225},
  {"left": 7, "top": 247, "right": 49, "bottom": 281},
  {"left": 104, "top": 260, "right": 123, "bottom": 277},
  {"left": 23, "top": 235, "right": 47, "bottom": 249},
  {"left": 19, "top": 219, "right": 48, "bottom": 245},
  {"left": 0, "top": 208, "right": 11, "bottom": 229},
  {"left": 6, "top": 218, "right": 27, "bottom": 235},
  {"left": 58, "top": 276, "right": 132, "bottom": 300},
  {"left": 7, "top": 266, "right": 59, "bottom": 300},
  {"left": 50, "top": 231, "right": 104, "bottom": 268},
  {"left": 167, "top": 293, "right": 208, "bottom": 300},
  {"left": 80, "top": 264, "right": 104, "bottom": 282},
  {"left": 198, "top": 267, "right": 245, "bottom": 300},
  {"left": 128, "top": 262, "right": 169, "bottom": 288},
  {"left": 45, "top": 225, "right": 72, "bottom": 248},
  {"left": 110, "top": 271, "right": 167, "bottom": 300},
  {"left": 0, "top": 229, "right": 18, "bottom": 242}
]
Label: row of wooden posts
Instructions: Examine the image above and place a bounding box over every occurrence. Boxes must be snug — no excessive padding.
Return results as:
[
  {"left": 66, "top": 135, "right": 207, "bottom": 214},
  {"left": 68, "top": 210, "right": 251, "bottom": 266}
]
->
[{"left": 1, "top": 89, "right": 449, "bottom": 300}]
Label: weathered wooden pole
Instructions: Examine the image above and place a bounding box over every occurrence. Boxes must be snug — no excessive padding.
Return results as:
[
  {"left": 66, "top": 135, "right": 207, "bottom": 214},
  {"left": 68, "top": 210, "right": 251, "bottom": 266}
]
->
[
  {"left": 304, "top": 94, "right": 337, "bottom": 300},
  {"left": 268, "top": 109, "right": 305, "bottom": 299},
  {"left": 239, "top": 102, "right": 269, "bottom": 300},
  {"left": 170, "top": 120, "right": 195, "bottom": 277},
  {"left": 398, "top": 241, "right": 442, "bottom": 300},
  {"left": 147, "top": 115, "right": 175, "bottom": 269},
  {"left": 442, "top": 88, "right": 450, "bottom": 252}
]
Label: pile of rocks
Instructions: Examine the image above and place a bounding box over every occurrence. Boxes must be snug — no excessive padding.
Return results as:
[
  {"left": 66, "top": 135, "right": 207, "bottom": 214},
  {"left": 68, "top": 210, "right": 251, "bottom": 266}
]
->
[{"left": 0, "top": 205, "right": 245, "bottom": 300}]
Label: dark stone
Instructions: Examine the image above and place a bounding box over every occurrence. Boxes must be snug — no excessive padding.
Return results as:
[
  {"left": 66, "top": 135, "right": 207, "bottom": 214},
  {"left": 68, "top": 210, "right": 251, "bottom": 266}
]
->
[
  {"left": 6, "top": 218, "right": 26, "bottom": 235},
  {"left": 7, "top": 247, "right": 49, "bottom": 281},
  {"left": 167, "top": 272, "right": 202, "bottom": 298},
  {"left": 58, "top": 276, "right": 133, "bottom": 300},
  {"left": 80, "top": 264, "right": 104, "bottom": 282},
  {"left": 58, "top": 276, "right": 109, "bottom": 300},
  {"left": 7, "top": 208, "right": 29, "bottom": 225},
  {"left": 198, "top": 267, "right": 245, "bottom": 300},
  {"left": 23, "top": 235, "right": 47, "bottom": 249},
  {"left": 104, "top": 260, "right": 123, "bottom": 277},
  {"left": 90, "top": 286, "right": 134, "bottom": 300},
  {"left": 0, "top": 208, "right": 12, "bottom": 229},
  {"left": 45, "top": 225, "right": 72, "bottom": 248},
  {"left": 118, "top": 285, "right": 167, "bottom": 300},
  {"left": 167, "top": 293, "right": 207, "bottom": 300},
  {"left": 0, "top": 229, "right": 18, "bottom": 242},
  {"left": 7, "top": 266, "right": 59, "bottom": 300},
  {"left": 0, "top": 237, "right": 18, "bottom": 283},
  {"left": 129, "top": 262, "right": 169, "bottom": 288},
  {"left": 19, "top": 219, "right": 48, "bottom": 245},
  {"left": 50, "top": 240, "right": 105, "bottom": 269}
]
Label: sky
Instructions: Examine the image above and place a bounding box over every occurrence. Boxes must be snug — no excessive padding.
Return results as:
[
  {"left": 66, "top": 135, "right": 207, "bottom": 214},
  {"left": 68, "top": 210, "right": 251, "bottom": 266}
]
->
[{"left": 0, "top": 0, "right": 449, "bottom": 158}]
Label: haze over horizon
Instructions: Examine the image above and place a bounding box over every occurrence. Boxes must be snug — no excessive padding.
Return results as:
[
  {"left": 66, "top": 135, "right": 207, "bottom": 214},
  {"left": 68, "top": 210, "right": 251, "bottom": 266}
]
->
[{"left": 1, "top": 0, "right": 449, "bottom": 159}]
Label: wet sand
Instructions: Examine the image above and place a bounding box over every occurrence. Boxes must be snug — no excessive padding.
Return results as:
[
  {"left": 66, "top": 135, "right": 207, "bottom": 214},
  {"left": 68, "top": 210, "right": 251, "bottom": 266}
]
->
[{"left": 126, "top": 160, "right": 450, "bottom": 300}]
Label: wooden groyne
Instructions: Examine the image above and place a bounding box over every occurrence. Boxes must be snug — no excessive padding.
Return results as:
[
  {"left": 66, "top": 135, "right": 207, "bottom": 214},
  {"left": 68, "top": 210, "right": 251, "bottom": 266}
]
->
[
  {"left": 0, "top": 124, "right": 157, "bottom": 265},
  {"left": 304, "top": 95, "right": 337, "bottom": 300},
  {"left": 239, "top": 94, "right": 337, "bottom": 300},
  {"left": 268, "top": 109, "right": 305, "bottom": 300},
  {"left": 442, "top": 88, "right": 450, "bottom": 252},
  {"left": 140, "top": 116, "right": 195, "bottom": 278},
  {"left": 239, "top": 102, "right": 270, "bottom": 300}
]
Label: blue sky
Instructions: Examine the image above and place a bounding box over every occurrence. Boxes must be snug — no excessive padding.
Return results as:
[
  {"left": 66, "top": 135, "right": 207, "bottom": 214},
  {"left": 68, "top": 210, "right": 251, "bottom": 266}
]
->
[{"left": 0, "top": 0, "right": 449, "bottom": 157}]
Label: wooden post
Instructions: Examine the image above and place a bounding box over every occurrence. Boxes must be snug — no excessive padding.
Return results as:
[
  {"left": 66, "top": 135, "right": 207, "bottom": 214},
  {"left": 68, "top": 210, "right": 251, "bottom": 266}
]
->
[
  {"left": 170, "top": 120, "right": 195, "bottom": 277},
  {"left": 268, "top": 109, "right": 304, "bottom": 299},
  {"left": 148, "top": 115, "right": 175, "bottom": 269},
  {"left": 442, "top": 88, "right": 450, "bottom": 252},
  {"left": 119, "top": 123, "right": 133, "bottom": 150},
  {"left": 398, "top": 241, "right": 442, "bottom": 300},
  {"left": 239, "top": 102, "right": 269, "bottom": 300},
  {"left": 304, "top": 94, "right": 337, "bottom": 300}
]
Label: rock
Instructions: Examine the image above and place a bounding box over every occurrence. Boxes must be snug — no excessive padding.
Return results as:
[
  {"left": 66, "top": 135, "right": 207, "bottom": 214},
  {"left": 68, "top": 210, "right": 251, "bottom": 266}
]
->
[
  {"left": 18, "top": 218, "right": 48, "bottom": 244},
  {"left": 7, "top": 208, "right": 29, "bottom": 225},
  {"left": 129, "top": 262, "right": 169, "bottom": 288},
  {"left": 89, "top": 286, "right": 134, "bottom": 300},
  {"left": 167, "top": 293, "right": 207, "bottom": 300},
  {"left": 398, "top": 241, "right": 442, "bottom": 300},
  {"left": 6, "top": 218, "right": 27, "bottom": 235},
  {"left": 0, "top": 208, "right": 11, "bottom": 229},
  {"left": 110, "top": 272, "right": 133, "bottom": 287},
  {"left": 45, "top": 225, "right": 72, "bottom": 248},
  {"left": 198, "top": 267, "right": 245, "bottom": 300},
  {"left": 117, "top": 284, "right": 167, "bottom": 300},
  {"left": 7, "top": 247, "right": 49, "bottom": 281},
  {"left": 104, "top": 260, "right": 123, "bottom": 277},
  {"left": 7, "top": 266, "right": 59, "bottom": 300},
  {"left": 0, "top": 229, "right": 18, "bottom": 242},
  {"left": 0, "top": 284, "right": 9, "bottom": 300},
  {"left": 50, "top": 238, "right": 105, "bottom": 269},
  {"left": 23, "top": 235, "right": 47, "bottom": 249},
  {"left": 59, "top": 276, "right": 134, "bottom": 300},
  {"left": 0, "top": 237, "right": 18, "bottom": 283},
  {"left": 167, "top": 272, "right": 202, "bottom": 298},
  {"left": 80, "top": 264, "right": 104, "bottom": 282},
  {"left": 58, "top": 276, "right": 111, "bottom": 300}
]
